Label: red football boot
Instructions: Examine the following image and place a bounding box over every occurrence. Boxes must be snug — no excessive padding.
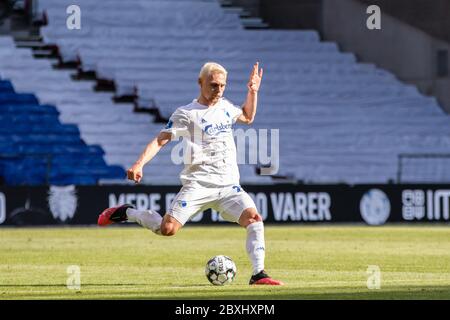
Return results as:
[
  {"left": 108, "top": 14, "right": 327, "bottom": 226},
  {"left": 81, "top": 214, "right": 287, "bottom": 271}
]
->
[
  {"left": 249, "top": 270, "right": 284, "bottom": 285},
  {"left": 97, "top": 204, "right": 133, "bottom": 226}
]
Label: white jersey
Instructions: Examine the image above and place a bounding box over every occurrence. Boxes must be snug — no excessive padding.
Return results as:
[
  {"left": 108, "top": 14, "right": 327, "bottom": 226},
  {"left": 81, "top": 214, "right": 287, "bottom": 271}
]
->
[{"left": 161, "top": 98, "right": 243, "bottom": 187}]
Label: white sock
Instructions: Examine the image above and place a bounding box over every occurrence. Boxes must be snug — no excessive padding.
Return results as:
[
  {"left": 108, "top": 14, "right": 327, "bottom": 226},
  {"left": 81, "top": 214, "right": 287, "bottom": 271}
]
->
[
  {"left": 126, "top": 208, "right": 162, "bottom": 235},
  {"left": 246, "top": 221, "right": 265, "bottom": 275}
]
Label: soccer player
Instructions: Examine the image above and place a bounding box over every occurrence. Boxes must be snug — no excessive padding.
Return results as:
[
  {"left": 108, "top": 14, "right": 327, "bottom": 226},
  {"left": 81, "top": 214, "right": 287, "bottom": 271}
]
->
[{"left": 98, "top": 62, "right": 283, "bottom": 285}]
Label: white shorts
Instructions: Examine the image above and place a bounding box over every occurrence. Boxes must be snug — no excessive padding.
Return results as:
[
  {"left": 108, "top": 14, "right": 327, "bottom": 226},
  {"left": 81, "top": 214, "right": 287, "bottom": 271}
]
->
[{"left": 167, "top": 183, "right": 256, "bottom": 225}]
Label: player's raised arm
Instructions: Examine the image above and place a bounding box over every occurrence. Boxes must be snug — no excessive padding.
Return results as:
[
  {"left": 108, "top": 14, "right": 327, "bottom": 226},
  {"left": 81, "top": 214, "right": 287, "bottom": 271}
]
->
[
  {"left": 127, "top": 131, "right": 172, "bottom": 183},
  {"left": 237, "top": 62, "right": 263, "bottom": 125}
]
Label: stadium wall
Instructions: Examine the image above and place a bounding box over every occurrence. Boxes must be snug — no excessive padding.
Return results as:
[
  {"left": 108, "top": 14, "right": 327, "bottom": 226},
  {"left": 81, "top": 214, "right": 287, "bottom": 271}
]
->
[
  {"left": 228, "top": 0, "right": 261, "bottom": 17},
  {"left": 0, "top": 184, "right": 449, "bottom": 226},
  {"left": 259, "top": 0, "right": 322, "bottom": 30},
  {"left": 357, "top": 0, "right": 450, "bottom": 44},
  {"left": 321, "top": 0, "right": 450, "bottom": 113},
  {"left": 246, "top": 0, "right": 450, "bottom": 112}
]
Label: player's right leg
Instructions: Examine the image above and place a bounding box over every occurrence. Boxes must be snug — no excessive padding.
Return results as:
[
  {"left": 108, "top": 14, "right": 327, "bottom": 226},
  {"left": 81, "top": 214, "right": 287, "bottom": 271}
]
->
[
  {"left": 124, "top": 208, "right": 182, "bottom": 236},
  {"left": 98, "top": 184, "right": 205, "bottom": 236},
  {"left": 97, "top": 204, "right": 133, "bottom": 226},
  {"left": 98, "top": 203, "right": 183, "bottom": 236},
  {"left": 98, "top": 204, "right": 165, "bottom": 235},
  {"left": 159, "top": 214, "right": 183, "bottom": 236},
  {"left": 161, "top": 183, "right": 213, "bottom": 233}
]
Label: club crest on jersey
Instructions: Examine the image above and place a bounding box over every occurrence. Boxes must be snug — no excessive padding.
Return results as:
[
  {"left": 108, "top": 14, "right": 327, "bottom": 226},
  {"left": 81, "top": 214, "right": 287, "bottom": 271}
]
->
[
  {"left": 232, "top": 185, "right": 241, "bottom": 193},
  {"left": 165, "top": 120, "right": 173, "bottom": 129},
  {"left": 178, "top": 200, "right": 187, "bottom": 208}
]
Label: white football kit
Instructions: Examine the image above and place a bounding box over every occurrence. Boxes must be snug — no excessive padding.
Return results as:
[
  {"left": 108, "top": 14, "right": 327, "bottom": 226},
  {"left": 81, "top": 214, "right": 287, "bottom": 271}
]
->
[{"left": 160, "top": 98, "right": 256, "bottom": 225}]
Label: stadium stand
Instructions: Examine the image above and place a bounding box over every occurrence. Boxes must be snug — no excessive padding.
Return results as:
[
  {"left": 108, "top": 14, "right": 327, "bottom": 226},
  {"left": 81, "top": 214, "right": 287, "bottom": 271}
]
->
[
  {"left": 2, "top": 0, "right": 449, "bottom": 185},
  {"left": 0, "top": 36, "right": 125, "bottom": 185}
]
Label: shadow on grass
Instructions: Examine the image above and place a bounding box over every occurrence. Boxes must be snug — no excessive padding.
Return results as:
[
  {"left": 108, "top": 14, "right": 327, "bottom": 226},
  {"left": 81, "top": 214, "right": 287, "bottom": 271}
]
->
[
  {"left": 138, "top": 285, "right": 450, "bottom": 300},
  {"left": 0, "top": 283, "right": 148, "bottom": 288},
  {"left": 2, "top": 285, "right": 450, "bottom": 300},
  {"left": 169, "top": 284, "right": 212, "bottom": 288}
]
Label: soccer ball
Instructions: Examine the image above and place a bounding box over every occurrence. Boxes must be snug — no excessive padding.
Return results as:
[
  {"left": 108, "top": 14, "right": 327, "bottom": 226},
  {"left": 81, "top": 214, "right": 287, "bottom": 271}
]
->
[{"left": 205, "top": 255, "right": 237, "bottom": 286}]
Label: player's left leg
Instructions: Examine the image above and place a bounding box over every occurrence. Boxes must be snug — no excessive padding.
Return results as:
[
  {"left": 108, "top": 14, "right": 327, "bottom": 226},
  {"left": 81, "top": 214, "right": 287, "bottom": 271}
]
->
[
  {"left": 239, "top": 208, "right": 283, "bottom": 285},
  {"left": 217, "top": 186, "right": 284, "bottom": 286}
]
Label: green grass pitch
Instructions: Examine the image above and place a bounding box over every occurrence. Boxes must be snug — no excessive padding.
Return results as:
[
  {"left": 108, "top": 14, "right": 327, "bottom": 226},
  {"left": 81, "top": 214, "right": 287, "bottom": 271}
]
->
[{"left": 0, "top": 225, "right": 449, "bottom": 299}]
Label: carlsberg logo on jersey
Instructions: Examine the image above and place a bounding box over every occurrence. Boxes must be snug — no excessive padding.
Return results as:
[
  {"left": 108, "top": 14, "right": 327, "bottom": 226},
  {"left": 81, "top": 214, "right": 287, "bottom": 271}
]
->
[{"left": 203, "top": 122, "right": 232, "bottom": 136}]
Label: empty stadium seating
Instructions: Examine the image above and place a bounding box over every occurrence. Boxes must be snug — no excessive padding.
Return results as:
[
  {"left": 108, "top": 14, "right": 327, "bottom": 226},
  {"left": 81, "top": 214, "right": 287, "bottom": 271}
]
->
[
  {"left": 2, "top": 0, "right": 449, "bottom": 185},
  {"left": 0, "top": 41, "right": 125, "bottom": 185}
]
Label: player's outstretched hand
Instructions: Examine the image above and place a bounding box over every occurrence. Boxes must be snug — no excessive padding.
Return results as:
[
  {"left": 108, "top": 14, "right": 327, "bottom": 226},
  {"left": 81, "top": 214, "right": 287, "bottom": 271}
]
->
[
  {"left": 247, "top": 61, "right": 263, "bottom": 93},
  {"left": 127, "top": 164, "right": 143, "bottom": 183}
]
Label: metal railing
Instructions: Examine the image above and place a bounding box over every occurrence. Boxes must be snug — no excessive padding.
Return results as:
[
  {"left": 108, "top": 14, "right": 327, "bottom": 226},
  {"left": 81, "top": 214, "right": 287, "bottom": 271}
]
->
[{"left": 397, "top": 153, "right": 450, "bottom": 184}]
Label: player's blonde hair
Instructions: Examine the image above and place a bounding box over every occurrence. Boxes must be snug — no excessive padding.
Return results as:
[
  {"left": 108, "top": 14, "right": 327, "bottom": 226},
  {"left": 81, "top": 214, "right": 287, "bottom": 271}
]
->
[{"left": 198, "top": 62, "right": 228, "bottom": 80}]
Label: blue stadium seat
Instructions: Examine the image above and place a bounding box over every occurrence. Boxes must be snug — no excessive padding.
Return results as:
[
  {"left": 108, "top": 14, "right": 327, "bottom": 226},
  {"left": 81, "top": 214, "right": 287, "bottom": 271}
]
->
[
  {"left": 0, "top": 80, "right": 14, "bottom": 93},
  {"left": 0, "top": 93, "right": 39, "bottom": 105},
  {"left": 0, "top": 114, "right": 60, "bottom": 123},
  {"left": 50, "top": 175, "right": 98, "bottom": 185},
  {"left": 0, "top": 123, "right": 80, "bottom": 134},
  {"left": 51, "top": 154, "right": 107, "bottom": 166},
  {"left": 0, "top": 104, "right": 59, "bottom": 115},
  {"left": 0, "top": 84, "right": 125, "bottom": 185},
  {"left": 0, "top": 157, "right": 48, "bottom": 185}
]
